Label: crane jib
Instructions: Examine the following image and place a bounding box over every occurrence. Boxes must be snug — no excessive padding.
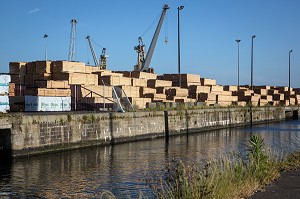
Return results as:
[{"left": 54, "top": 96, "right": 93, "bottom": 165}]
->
[{"left": 139, "top": 4, "right": 169, "bottom": 72}]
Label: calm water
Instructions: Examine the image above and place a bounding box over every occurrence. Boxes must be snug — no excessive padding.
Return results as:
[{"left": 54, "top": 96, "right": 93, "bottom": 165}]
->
[{"left": 1, "top": 120, "right": 300, "bottom": 198}]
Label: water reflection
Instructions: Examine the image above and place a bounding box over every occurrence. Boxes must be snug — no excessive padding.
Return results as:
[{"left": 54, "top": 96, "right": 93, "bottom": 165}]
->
[{"left": 1, "top": 120, "right": 300, "bottom": 198}]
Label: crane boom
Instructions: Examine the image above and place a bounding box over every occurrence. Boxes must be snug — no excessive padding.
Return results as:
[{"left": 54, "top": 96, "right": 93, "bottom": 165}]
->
[
  {"left": 140, "top": 4, "right": 169, "bottom": 72},
  {"left": 68, "top": 19, "right": 77, "bottom": 61},
  {"left": 86, "top": 36, "right": 99, "bottom": 67}
]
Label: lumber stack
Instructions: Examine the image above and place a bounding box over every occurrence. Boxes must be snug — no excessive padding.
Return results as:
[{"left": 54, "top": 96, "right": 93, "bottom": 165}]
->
[
  {"left": 98, "top": 75, "right": 132, "bottom": 86},
  {"left": 8, "top": 60, "right": 300, "bottom": 111},
  {"left": 200, "top": 78, "right": 216, "bottom": 86},
  {"left": 147, "top": 79, "right": 172, "bottom": 88},
  {"left": 131, "top": 71, "right": 157, "bottom": 80},
  {"left": 162, "top": 74, "right": 201, "bottom": 88}
]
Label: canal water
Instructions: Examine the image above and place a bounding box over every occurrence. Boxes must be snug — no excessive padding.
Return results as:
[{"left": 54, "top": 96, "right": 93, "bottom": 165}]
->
[{"left": 1, "top": 120, "right": 300, "bottom": 198}]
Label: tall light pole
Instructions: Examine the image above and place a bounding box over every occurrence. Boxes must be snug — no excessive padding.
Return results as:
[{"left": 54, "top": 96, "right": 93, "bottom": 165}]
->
[
  {"left": 43, "top": 34, "right": 48, "bottom": 61},
  {"left": 235, "top": 39, "right": 241, "bottom": 90},
  {"left": 289, "top": 50, "right": 293, "bottom": 95},
  {"left": 178, "top": 5, "right": 184, "bottom": 87},
  {"left": 251, "top": 35, "right": 256, "bottom": 90}
]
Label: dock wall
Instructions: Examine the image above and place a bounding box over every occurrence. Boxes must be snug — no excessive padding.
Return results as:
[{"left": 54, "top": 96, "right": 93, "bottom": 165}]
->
[{"left": 5, "top": 106, "right": 285, "bottom": 157}]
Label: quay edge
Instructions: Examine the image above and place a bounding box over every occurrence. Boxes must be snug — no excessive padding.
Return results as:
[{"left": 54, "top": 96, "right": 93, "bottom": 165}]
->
[{"left": 0, "top": 106, "right": 294, "bottom": 157}]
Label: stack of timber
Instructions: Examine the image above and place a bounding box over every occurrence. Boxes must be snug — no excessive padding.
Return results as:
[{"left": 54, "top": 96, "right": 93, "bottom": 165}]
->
[
  {"left": 162, "top": 74, "right": 201, "bottom": 88},
  {"left": 8, "top": 60, "right": 300, "bottom": 111}
]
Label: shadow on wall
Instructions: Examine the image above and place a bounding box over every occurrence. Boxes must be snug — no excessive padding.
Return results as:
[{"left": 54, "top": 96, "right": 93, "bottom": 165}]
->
[{"left": 0, "top": 129, "right": 12, "bottom": 158}]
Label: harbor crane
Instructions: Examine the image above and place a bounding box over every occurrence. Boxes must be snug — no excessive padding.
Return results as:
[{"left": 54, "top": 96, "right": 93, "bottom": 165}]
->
[
  {"left": 68, "top": 19, "right": 77, "bottom": 61},
  {"left": 86, "top": 35, "right": 108, "bottom": 69},
  {"left": 134, "top": 4, "right": 169, "bottom": 72}
]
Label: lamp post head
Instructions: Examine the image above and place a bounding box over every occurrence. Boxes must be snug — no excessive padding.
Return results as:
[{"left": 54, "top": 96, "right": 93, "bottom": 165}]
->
[
  {"left": 289, "top": 50, "right": 293, "bottom": 53},
  {"left": 252, "top": 35, "right": 256, "bottom": 39},
  {"left": 235, "top": 39, "right": 241, "bottom": 43},
  {"left": 43, "top": 34, "right": 48, "bottom": 38},
  {"left": 178, "top": 6, "right": 184, "bottom": 10}
]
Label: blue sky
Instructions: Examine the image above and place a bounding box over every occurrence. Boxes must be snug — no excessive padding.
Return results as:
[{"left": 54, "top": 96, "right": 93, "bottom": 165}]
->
[{"left": 1, "top": 0, "right": 300, "bottom": 87}]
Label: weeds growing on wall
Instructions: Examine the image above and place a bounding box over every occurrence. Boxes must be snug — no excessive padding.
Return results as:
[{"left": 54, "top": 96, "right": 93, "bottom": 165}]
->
[{"left": 149, "top": 135, "right": 299, "bottom": 199}]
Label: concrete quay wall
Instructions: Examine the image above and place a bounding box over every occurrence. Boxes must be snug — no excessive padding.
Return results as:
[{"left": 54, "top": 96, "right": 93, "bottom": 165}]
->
[{"left": 7, "top": 106, "right": 285, "bottom": 157}]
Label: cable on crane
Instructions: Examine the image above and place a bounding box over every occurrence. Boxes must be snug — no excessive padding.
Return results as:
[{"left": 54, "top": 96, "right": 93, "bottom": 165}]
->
[
  {"left": 164, "top": 10, "right": 169, "bottom": 44},
  {"left": 91, "top": 38, "right": 105, "bottom": 49},
  {"left": 140, "top": 10, "right": 162, "bottom": 38},
  {"left": 86, "top": 41, "right": 90, "bottom": 65}
]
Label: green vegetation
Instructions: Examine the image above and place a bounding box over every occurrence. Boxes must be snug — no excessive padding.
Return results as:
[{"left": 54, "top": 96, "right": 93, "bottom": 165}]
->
[
  {"left": 148, "top": 135, "right": 300, "bottom": 199},
  {"left": 96, "top": 135, "right": 300, "bottom": 198},
  {"left": 67, "top": 114, "right": 72, "bottom": 122}
]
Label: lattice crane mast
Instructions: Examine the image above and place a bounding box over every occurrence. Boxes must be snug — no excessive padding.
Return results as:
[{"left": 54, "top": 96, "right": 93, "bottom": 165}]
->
[
  {"left": 134, "top": 4, "right": 169, "bottom": 72},
  {"left": 68, "top": 19, "right": 77, "bottom": 61},
  {"left": 99, "top": 48, "right": 109, "bottom": 70},
  {"left": 86, "top": 36, "right": 99, "bottom": 67},
  {"left": 86, "top": 35, "right": 108, "bottom": 69}
]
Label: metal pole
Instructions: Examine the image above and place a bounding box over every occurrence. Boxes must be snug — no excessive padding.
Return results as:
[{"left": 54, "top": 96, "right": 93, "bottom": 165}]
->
[
  {"left": 251, "top": 35, "right": 256, "bottom": 91},
  {"left": 289, "top": 50, "right": 293, "bottom": 104},
  {"left": 44, "top": 34, "right": 48, "bottom": 61},
  {"left": 236, "top": 39, "right": 241, "bottom": 90},
  {"left": 178, "top": 6, "right": 184, "bottom": 88},
  {"left": 102, "top": 80, "right": 106, "bottom": 110}
]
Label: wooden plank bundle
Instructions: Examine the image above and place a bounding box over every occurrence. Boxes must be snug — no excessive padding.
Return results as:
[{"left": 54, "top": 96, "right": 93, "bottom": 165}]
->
[
  {"left": 223, "top": 85, "right": 238, "bottom": 92},
  {"left": 113, "top": 71, "right": 131, "bottom": 77},
  {"left": 147, "top": 79, "right": 172, "bottom": 88},
  {"left": 34, "top": 80, "right": 70, "bottom": 89},
  {"left": 98, "top": 76, "right": 131, "bottom": 86},
  {"left": 198, "top": 93, "right": 216, "bottom": 101},
  {"left": 166, "top": 96, "right": 187, "bottom": 102},
  {"left": 81, "top": 85, "right": 113, "bottom": 97},
  {"left": 232, "top": 89, "right": 254, "bottom": 96},
  {"left": 211, "top": 90, "right": 232, "bottom": 96},
  {"left": 25, "top": 88, "right": 71, "bottom": 97},
  {"left": 25, "top": 74, "right": 34, "bottom": 87},
  {"left": 116, "top": 86, "right": 140, "bottom": 98},
  {"left": 273, "top": 93, "right": 284, "bottom": 101},
  {"left": 144, "top": 93, "right": 166, "bottom": 101},
  {"left": 165, "top": 88, "right": 188, "bottom": 97},
  {"left": 260, "top": 95, "right": 273, "bottom": 101},
  {"left": 188, "top": 85, "right": 211, "bottom": 99},
  {"left": 8, "top": 83, "right": 15, "bottom": 96},
  {"left": 52, "top": 72, "right": 98, "bottom": 85},
  {"left": 139, "top": 87, "right": 156, "bottom": 97},
  {"left": 259, "top": 99, "right": 269, "bottom": 106},
  {"left": 200, "top": 78, "right": 217, "bottom": 86},
  {"left": 163, "top": 74, "right": 201, "bottom": 88},
  {"left": 33, "top": 73, "right": 52, "bottom": 81},
  {"left": 9, "top": 62, "right": 27, "bottom": 74},
  {"left": 131, "top": 78, "right": 147, "bottom": 87},
  {"left": 131, "top": 71, "right": 157, "bottom": 80},
  {"left": 254, "top": 88, "right": 268, "bottom": 95},
  {"left": 217, "top": 95, "right": 238, "bottom": 102},
  {"left": 26, "top": 62, "right": 36, "bottom": 74},
  {"left": 10, "top": 74, "right": 25, "bottom": 85},
  {"left": 267, "top": 89, "right": 279, "bottom": 95},
  {"left": 124, "top": 97, "right": 152, "bottom": 109},
  {"left": 36, "top": 61, "right": 51, "bottom": 73},
  {"left": 51, "top": 61, "right": 86, "bottom": 73},
  {"left": 211, "top": 85, "right": 223, "bottom": 92}
]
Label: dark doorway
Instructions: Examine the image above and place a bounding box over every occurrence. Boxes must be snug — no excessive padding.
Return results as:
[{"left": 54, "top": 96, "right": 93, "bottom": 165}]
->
[
  {"left": 0, "top": 129, "right": 12, "bottom": 158},
  {"left": 293, "top": 110, "right": 299, "bottom": 120}
]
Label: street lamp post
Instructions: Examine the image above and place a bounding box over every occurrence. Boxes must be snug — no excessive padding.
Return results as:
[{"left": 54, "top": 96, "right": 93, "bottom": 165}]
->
[
  {"left": 235, "top": 39, "right": 241, "bottom": 90},
  {"left": 251, "top": 35, "right": 256, "bottom": 90},
  {"left": 43, "top": 34, "right": 48, "bottom": 61},
  {"left": 289, "top": 50, "right": 293, "bottom": 98},
  {"left": 178, "top": 5, "right": 184, "bottom": 87}
]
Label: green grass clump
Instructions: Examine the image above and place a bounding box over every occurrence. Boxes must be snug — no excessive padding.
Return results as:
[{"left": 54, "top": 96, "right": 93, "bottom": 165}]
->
[{"left": 152, "top": 135, "right": 284, "bottom": 199}]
